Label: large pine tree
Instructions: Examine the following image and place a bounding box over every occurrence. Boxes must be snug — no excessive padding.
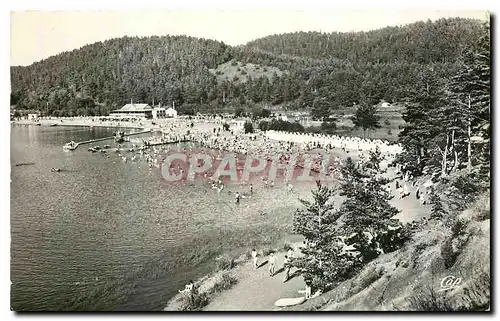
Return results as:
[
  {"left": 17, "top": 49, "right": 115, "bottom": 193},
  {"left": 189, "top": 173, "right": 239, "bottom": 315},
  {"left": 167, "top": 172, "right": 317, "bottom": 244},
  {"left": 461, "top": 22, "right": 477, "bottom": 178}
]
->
[
  {"left": 338, "top": 150, "right": 402, "bottom": 265},
  {"left": 292, "top": 151, "right": 411, "bottom": 291},
  {"left": 351, "top": 101, "right": 381, "bottom": 139},
  {"left": 292, "top": 181, "right": 349, "bottom": 290}
]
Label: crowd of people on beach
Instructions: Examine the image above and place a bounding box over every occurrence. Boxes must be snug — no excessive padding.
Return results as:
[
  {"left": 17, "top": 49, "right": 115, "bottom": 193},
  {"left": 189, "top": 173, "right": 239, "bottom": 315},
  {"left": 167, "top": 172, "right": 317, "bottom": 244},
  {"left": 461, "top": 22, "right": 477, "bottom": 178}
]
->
[
  {"left": 113, "top": 118, "right": 433, "bottom": 309},
  {"left": 77, "top": 116, "right": 432, "bottom": 211},
  {"left": 93, "top": 117, "right": 431, "bottom": 208},
  {"left": 182, "top": 122, "right": 400, "bottom": 181}
]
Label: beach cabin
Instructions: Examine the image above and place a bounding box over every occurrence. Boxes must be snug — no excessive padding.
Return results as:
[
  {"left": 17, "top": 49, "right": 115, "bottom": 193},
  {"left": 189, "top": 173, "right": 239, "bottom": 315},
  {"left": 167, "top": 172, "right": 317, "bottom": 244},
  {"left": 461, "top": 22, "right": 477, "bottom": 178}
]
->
[
  {"left": 28, "top": 113, "right": 39, "bottom": 120},
  {"left": 165, "top": 107, "right": 178, "bottom": 118},
  {"left": 109, "top": 103, "right": 153, "bottom": 119},
  {"left": 381, "top": 102, "right": 391, "bottom": 108}
]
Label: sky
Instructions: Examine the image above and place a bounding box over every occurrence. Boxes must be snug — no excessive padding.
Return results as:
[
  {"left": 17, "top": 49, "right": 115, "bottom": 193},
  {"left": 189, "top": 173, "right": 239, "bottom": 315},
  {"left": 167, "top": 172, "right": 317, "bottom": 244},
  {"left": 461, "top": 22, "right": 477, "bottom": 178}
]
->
[{"left": 10, "top": 8, "right": 489, "bottom": 66}]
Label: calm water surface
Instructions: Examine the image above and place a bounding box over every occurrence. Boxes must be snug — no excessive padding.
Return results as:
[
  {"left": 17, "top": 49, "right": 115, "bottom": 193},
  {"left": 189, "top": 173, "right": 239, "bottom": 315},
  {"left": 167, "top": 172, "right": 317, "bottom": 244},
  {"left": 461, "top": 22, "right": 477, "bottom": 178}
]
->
[{"left": 11, "top": 124, "right": 301, "bottom": 311}]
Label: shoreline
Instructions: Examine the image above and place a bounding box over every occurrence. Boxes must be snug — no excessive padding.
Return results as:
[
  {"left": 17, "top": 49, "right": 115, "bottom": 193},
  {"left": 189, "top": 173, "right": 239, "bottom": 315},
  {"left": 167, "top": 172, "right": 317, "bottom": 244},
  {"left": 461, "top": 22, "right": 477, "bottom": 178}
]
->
[
  {"left": 162, "top": 234, "right": 304, "bottom": 311},
  {"left": 12, "top": 119, "right": 149, "bottom": 130}
]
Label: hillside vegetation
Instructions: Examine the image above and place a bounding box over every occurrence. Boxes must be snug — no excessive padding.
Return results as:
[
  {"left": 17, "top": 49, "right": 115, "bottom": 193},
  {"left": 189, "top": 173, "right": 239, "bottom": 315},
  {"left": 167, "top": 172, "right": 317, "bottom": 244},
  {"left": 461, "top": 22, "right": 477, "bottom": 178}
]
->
[
  {"left": 209, "top": 61, "right": 284, "bottom": 84},
  {"left": 243, "top": 18, "right": 483, "bottom": 63},
  {"left": 287, "top": 191, "right": 490, "bottom": 311},
  {"left": 11, "top": 18, "right": 488, "bottom": 121}
]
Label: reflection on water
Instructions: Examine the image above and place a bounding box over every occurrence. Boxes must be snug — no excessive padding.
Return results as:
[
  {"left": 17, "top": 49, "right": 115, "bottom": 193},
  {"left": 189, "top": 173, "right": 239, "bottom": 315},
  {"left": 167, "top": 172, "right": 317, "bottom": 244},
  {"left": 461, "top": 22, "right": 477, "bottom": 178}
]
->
[{"left": 10, "top": 125, "right": 302, "bottom": 311}]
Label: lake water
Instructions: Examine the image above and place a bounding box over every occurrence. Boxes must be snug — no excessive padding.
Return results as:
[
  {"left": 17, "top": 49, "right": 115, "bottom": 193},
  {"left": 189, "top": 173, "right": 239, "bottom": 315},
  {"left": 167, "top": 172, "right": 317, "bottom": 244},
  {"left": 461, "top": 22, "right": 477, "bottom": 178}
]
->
[{"left": 10, "top": 124, "right": 303, "bottom": 311}]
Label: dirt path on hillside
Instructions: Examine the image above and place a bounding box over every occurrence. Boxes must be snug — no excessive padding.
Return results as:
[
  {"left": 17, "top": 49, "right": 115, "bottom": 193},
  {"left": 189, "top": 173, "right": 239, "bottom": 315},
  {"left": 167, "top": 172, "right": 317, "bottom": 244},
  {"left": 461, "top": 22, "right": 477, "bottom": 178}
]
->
[{"left": 204, "top": 241, "right": 306, "bottom": 311}]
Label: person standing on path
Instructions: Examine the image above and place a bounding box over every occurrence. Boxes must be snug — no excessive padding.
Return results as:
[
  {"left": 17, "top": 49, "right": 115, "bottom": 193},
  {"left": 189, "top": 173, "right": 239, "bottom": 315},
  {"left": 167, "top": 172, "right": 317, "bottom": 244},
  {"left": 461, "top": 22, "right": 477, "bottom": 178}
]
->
[
  {"left": 287, "top": 248, "right": 294, "bottom": 259},
  {"left": 420, "top": 192, "right": 426, "bottom": 206},
  {"left": 269, "top": 252, "right": 276, "bottom": 276},
  {"left": 251, "top": 249, "right": 258, "bottom": 269},
  {"left": 305, "top": 280, "right": 312, "bottom": 299},
  {"left": 403, "top": 183, "right": 409, "bottom": 198},
  {"left": 283, "top": 255, "right": 291, "bottom": 282}
]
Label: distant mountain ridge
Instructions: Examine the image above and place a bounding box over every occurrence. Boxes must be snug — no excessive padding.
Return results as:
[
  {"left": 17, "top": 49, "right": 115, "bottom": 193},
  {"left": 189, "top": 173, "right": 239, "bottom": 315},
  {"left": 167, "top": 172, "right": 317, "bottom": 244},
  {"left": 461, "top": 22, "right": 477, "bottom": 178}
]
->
[
  {"left": 10, "top": 17, "right": 488, "bottom": 117},
  {"left": 243, "top": 18, "right": 483, "bottom": 64}
]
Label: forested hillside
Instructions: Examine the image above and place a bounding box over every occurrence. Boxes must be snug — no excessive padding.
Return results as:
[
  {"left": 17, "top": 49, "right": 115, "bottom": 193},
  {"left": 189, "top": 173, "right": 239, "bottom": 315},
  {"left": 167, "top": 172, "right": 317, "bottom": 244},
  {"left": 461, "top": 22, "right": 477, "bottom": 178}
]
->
[
  {"left": 236, "top": 18, "right": 487, "bottom": 116},
  {"left": 243, "top": 18, "right": 483, "bottom": 63},
  {"left": 10, "top": 18, "right": 489, "bottom": 118},
  {"left": 11, "top": 36, "right": 233, "bottom": 116}
]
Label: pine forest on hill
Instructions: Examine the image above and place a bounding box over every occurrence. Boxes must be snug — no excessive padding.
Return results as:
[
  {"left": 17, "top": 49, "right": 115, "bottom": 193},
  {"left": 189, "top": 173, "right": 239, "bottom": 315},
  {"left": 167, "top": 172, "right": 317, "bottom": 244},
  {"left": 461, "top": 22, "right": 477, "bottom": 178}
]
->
[{"left": 11, "top": 17, "right": 488, "bottom": 123}]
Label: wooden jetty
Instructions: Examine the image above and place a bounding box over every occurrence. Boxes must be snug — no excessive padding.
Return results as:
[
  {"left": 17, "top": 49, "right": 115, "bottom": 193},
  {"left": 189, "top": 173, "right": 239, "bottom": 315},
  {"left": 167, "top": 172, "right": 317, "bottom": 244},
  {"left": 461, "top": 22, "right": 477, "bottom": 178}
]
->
[{"left": 144, "top": 139, "right": 190, "bottom": 147}]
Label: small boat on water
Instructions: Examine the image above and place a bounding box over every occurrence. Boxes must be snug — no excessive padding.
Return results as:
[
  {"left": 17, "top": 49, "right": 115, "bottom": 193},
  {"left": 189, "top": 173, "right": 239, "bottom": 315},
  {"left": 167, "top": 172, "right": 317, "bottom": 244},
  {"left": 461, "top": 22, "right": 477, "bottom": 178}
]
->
[
  {"left": 103, "top": 145, "right": 111, "bottom": 149},
  {"left": 63, "top": 141, "right": 77, "bottom": 151},
  {"left": 50, "top": 123, "right": 58, "bottom": 127},
  {"left": 93, "top": 146, "right": 101, "bottom": 150}
]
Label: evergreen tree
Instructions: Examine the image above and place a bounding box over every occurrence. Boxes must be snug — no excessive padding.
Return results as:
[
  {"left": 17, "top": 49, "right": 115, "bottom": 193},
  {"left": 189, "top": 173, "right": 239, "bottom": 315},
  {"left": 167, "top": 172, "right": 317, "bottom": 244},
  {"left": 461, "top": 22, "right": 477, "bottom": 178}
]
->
[
  {"left": 398, "top": 21, "right": 490, "bottom": 181},
  {"left": 10, "top": 18, "right": 488, "bottom": 119},
  {"left": 258, "top": 120, "right": 270, "bottom": 131},
  {"left": 338, "top": 151, "right": 405, "bottom": 266},
  {"left": 244, "top": 121, "right": 254, "bottom": 133},
  {"left": 292, "top": 181, "right": 350, "bottom": 290},
  {"left": 292, "top": 155, "right": 412, "bottom": 291},
  {"left": 351, "top": 101, "right": 381, "bottom": 138},
  {"left": 311, "top": 97, "right": 331, "bottom": 121},
  {"left": 447, "top": 21, "right": 490, "bottom": 173}
]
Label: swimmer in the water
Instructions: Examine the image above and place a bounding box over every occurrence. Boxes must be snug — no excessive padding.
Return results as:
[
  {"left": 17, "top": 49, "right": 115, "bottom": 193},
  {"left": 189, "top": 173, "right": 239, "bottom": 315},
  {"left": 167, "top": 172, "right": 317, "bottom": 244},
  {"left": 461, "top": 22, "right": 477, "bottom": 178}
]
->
[{"left": 235, "top": 191, "right": 246, "bottom": 204}]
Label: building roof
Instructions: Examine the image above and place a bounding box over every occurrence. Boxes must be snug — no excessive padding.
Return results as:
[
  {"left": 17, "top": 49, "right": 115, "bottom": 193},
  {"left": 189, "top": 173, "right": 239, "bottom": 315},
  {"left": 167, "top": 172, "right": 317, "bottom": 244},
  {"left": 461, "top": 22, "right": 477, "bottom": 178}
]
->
[
  {"left": 113, "top": 103, "right": 152, "bottom": 112},
  {"left": 165, "top": 107, "right": 177, "bottom": 113}
]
